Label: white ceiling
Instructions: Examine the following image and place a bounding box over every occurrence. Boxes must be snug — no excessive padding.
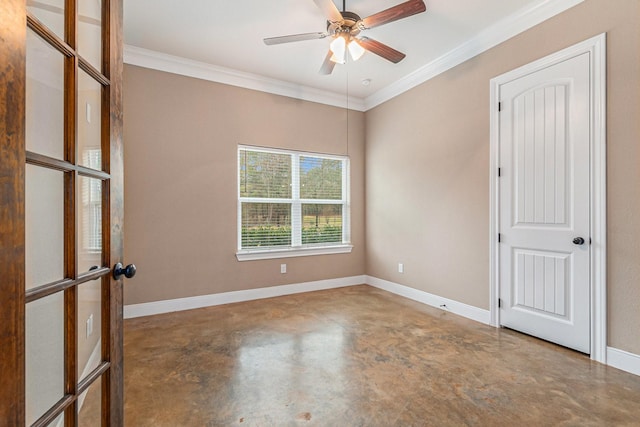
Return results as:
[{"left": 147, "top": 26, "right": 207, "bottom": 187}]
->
[{"left": 123, "top": 0, "right": 578, "bottom": 106}]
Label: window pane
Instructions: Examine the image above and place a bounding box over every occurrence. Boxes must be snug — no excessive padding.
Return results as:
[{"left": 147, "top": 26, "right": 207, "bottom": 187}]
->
[
  {"left": 239, "top": 150, "right": 291, "bottom": 198},
  {"left": 53, "top": 413, "right": 64, "bottom": 426},
  {"left": 242, "top": 203, "right": 291, "bottom": 248},
  {"left": 27, "top": 0, "right": 65, "bottom": 40},
  {"left": 26, "top": 165, "right": 64, "bottom": 289},
  {"left": 77, "top": 70, "right": 103, "bottom": 170},
  {"left": 78, "top": 375, "right": 102, "bottom": 426},
  {"left": 26, "top": 29, "right": 64, "bottom": 159},
  {"left": 78, "top": 278, "right": 102, "bottom": 382},
  {"left": 300, "top": 157, "right": 342, "bottom": 200},
  {"left": 77, "top": 176, "right": 102, "bottom": 274},
  {"left": 78, "top": 0, "right": 103, "bottom": 70},
  {"left": 302, "top": 204, "right": 342, "bottom": 245},
  {"left": 26, "top": 291, "right": 65, "bottom": 425}
]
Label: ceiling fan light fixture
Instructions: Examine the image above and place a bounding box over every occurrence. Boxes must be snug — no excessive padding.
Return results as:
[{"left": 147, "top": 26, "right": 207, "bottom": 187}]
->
[
  {"left": 348, "top": 39, "right": 365, "bottom": 61},
  {"left": 329, "top": 35, "right": 346, "bottom": 63},
  {"left": 330, "top": 53, "right": 345, "bottom": 64}
]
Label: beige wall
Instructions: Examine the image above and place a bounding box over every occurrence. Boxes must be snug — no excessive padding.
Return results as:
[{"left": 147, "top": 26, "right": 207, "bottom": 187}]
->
[
  {"left": 365, "top": 0, "right": 640, "bottom": 354},
  {"left": 123, "top": 65, "right": 366, "bottom": 305}
]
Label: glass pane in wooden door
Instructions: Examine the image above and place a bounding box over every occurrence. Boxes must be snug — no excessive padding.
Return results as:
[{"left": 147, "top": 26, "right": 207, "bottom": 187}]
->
[
  {"left": 77, "top": 176, "right": 102, "bottom": 274},
  {"left": 25, "top": 165, "right": 64, "bottom": 290},
  {"left": 52, "top": 413, "right": 64, "bottom": 426},
  {"left": 26, "top": 29, "right": 64, "bottom": 160},
  {"left": 77, "top": 71, "right": 102, "bottom": 170},
  {"left": 25, "top": 291, "right": 65, "bottom": 425},
  {"left": 78, "top": 0, "right": 102, "bottom": 70},
  {"left": 78, "top": 376, "right": 102, "bottom": 426},
  {"left": 77, "top": 278, "right": 102, "bottom": 382},
  {"left": 26, "top": 0, "right": 65, "bottom": 40}
]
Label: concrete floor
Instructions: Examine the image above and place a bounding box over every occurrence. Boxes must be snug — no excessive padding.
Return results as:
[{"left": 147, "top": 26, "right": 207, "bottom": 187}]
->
[{"left": 123, "top": 285, "right": 640, "bottom": 426}]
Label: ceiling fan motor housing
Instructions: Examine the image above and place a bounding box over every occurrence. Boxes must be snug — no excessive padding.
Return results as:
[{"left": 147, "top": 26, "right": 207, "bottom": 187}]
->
[{"left": 327, "top": 11, "right": 362, "bottom": 36}]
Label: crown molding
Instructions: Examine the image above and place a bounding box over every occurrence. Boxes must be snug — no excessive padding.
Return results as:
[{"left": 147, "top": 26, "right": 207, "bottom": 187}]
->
[
  {"left": 364, "top": 0, "right": 584, "bottom": 110},
  {"left": 123, "top": 45, "right": 366, "bottom": 112}
]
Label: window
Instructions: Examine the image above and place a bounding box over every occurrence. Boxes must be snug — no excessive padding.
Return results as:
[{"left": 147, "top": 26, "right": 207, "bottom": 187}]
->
[{"left": 237, "top": 146, "right": 351, "bottom": 260}]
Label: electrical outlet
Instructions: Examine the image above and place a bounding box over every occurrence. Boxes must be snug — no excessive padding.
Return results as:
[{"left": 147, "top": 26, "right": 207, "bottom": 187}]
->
[
  {"left": 398, "top": 263, "right": 404, "bottom": 273},
  {"left": 86, "top": 102, "right": 91, "bottom": 123},
  {"left": 86, "top": 314, "right": 94, "bottom": 338},
  {"left": 280, "top": 264, "right": 287, "bottom": 274}
]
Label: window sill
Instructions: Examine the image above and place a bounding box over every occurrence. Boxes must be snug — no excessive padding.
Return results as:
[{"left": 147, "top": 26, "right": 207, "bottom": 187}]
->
[{"left": 236, "top": 245, "right": 353, "bottom": 261}]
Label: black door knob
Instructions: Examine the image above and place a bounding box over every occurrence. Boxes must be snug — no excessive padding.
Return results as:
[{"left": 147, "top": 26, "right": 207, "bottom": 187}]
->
[
  {"left": 572, "top": 237, "right": 585, "bottom": 245},
  {"left": 113, "top": 262, "right": 137, "bottom": 280}
]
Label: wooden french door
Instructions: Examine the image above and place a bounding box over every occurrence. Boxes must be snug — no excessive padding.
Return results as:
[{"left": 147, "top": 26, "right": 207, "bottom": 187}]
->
[{"left": 0, "top": 0, "right": 124, "bottom": 425}]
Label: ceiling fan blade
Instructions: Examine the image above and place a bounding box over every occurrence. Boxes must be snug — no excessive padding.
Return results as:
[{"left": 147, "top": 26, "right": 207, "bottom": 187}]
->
[
  {"left": 319, "top": 50, "right": 336, "bottom": 75},
  {"left": 264, "top": 32, "right": 327, "bottom": 45},
  {"left": 358, "top": 37, "right": 406, "bottom": 63},
  {"left": 312, "top": 0, "right": 344, "bottom": 23},
  {"left": 359, "top": 0, "right": 426, "bottom": 30}
]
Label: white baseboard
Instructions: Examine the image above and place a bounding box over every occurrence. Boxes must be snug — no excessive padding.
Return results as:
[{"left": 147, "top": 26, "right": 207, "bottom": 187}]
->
[
  {"left": 124, "top": 275, "right": 366, "bottom": 319},
  {"left": 365, "top": 276, "right": 491, "bottom": 325},
  {"left": 125, "top": 275, "right": 490, "bottom": 323},
  {"left": 607, "top": 347, "right": 640, "bottom": 377}
]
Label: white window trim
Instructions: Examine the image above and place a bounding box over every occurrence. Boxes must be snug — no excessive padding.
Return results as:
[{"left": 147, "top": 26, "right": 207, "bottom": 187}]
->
[
  {"left": 236, "top": 244, "right": 353, "bottom": 261},
  {"left": 236, "top": 145, "right": 351, "bottom": 261}
]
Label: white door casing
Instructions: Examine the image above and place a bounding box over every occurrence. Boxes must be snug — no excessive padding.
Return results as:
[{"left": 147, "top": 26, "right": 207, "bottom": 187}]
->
[{"left": 489, "top": 34, "right": 607, "bottom": 360}]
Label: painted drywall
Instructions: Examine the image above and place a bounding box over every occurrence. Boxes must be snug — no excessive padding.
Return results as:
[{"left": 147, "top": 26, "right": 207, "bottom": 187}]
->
[
  {"left": 365, "top": 0, "right": 640, "bottom": 354},
  {"left": 123, "top": 65, "right": 365, "bottom": 304}
]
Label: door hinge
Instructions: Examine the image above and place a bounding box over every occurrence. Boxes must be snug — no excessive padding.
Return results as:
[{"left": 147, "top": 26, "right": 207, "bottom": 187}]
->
[
  {"left": 498, "top": 233, "right": 502, "bottom": 243},
  {"left": 498, "top": 298, "right": 502, "bottom": 308},
  {"left": 498, "top": 102, "right": 502, "bottom": 112}
]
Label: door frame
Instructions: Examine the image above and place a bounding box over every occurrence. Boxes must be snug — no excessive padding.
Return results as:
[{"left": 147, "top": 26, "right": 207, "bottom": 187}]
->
[{"left": 489, "top": 33, "right": 607, "bottom": 363}]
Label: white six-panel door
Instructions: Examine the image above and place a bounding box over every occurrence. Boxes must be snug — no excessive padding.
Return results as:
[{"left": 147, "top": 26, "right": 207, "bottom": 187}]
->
[{"left": 498, "top": 52, "right": 591, "bottom": 353}]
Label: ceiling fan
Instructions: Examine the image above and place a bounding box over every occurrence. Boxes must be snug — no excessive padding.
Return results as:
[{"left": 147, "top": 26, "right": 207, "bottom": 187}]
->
[{"left": 263, "top": 0, "right": 427, "bottom": 75}]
